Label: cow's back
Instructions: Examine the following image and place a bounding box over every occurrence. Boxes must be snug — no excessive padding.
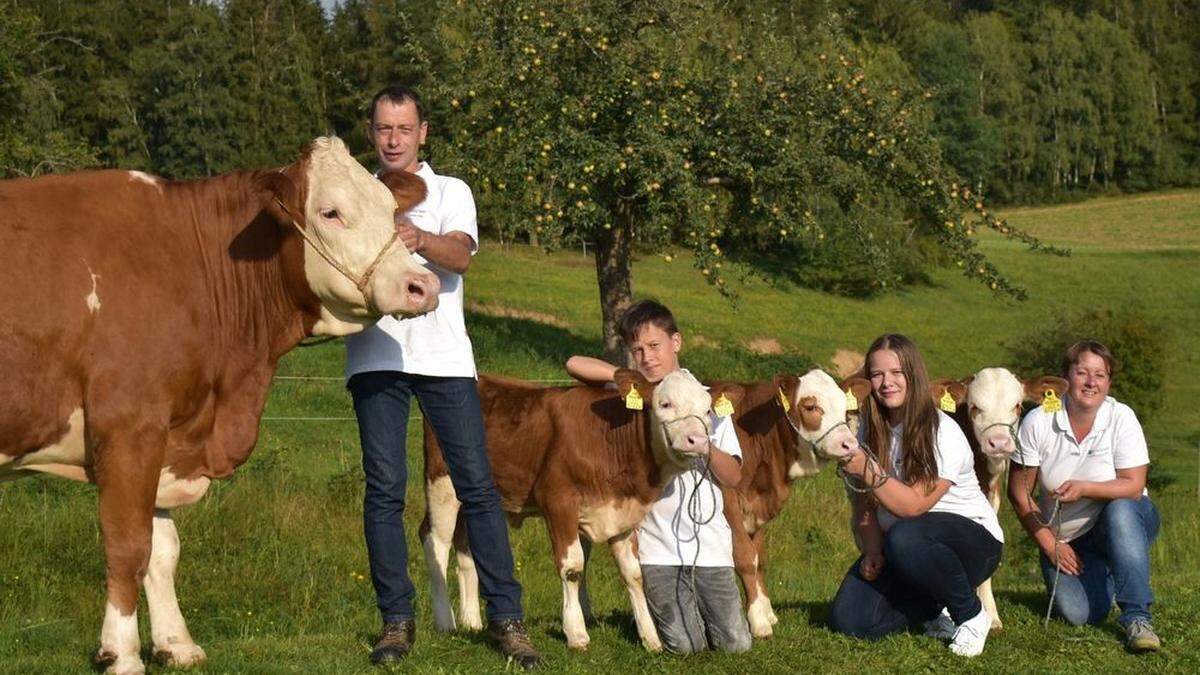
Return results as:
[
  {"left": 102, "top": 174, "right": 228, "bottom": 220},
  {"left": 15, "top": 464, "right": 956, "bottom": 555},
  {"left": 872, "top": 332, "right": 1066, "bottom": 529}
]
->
[{"left": 424, "top": 376, "right": 658, "bottom": 513}]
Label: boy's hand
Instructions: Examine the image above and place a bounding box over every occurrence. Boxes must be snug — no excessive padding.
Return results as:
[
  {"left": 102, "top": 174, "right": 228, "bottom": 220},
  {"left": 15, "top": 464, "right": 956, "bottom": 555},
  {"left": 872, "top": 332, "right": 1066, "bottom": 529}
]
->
[{"left": 860, "top": 553, "right": 886, "bottom": 581}]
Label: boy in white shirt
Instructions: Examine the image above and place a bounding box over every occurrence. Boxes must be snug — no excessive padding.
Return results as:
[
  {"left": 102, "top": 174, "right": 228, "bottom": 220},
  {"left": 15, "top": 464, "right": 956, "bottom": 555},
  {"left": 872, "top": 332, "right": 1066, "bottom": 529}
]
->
[{"left": 566, "top": 300, "right": 752, "bottom": 654}]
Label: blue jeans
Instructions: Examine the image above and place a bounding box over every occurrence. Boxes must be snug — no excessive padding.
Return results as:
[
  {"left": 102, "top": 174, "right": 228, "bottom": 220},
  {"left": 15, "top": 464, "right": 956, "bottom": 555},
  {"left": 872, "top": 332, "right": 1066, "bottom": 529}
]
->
[
  {"left": 1040, "top": 496, "right": 1159, "bottom": 628},
  {"left": 829, "top": 512, "right": 1003, "bottom": 639},
  {"left": 349, "top": 371, "right": 523, "bottom": 623}
]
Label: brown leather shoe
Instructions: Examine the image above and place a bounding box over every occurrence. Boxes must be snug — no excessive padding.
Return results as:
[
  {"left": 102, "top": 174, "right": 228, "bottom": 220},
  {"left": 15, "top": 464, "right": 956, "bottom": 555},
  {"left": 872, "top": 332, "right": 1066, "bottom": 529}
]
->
[
  {"left": 487, "top": 618, "right": 542, "bottom": 669},
  {"left": 370, "top": 619, "right": 415, "bottom": 665}
]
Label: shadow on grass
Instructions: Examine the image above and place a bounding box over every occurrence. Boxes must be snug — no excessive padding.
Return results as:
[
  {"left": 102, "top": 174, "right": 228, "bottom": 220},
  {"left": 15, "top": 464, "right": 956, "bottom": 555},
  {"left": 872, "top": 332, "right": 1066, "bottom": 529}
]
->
[
  {"left": 996, "top": 589, "right": 1050, "bottom": 618},
  {"left": 773, "top": 600, "right": 833, "bottom": 630},
  {"left": 597, "top": 610, "right": 644, "bottom": 646}
]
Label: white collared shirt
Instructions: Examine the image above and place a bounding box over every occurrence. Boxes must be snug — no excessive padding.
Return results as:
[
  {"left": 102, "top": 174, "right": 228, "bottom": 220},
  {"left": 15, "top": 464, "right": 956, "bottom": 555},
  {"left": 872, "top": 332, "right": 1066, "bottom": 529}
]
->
[
  {"left": 1015, "top": 396, "right": 1150, "bottom": 541},
  {"left": 345, "top": 162, "right": 480, "bottom": 379}
]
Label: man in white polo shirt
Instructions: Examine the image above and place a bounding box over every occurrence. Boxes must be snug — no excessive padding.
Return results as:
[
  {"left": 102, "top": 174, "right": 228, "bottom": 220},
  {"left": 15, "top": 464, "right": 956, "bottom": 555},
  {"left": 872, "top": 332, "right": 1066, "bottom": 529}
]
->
[
  {"left": 1009, "top": 340, "right": 1160, "bottom": 652},
  {"left": 345, "top": 85, "right": 539, "bottom": 669}
]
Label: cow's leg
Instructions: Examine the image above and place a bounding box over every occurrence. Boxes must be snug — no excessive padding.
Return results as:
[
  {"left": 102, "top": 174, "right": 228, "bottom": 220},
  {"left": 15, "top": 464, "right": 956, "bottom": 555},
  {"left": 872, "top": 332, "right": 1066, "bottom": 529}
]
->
[
  {"left": 452, "top": 512, "right": 483, "bottom": 630},
  {"left": 94, "top": 427, "right": 164, "bottom": 675},
  {"left": 144, "top": 509, "right": 206, "bottom": 667},
  {"left": 546, "top": 512, "right": 589, "bottom": 649},
  {"left": 421, "top": 474, "right": 462, "bottom": 632},
  {"left": 982, "top": 472, "right": 1004, "bottom": 631},
  {"left": 727, "top": 494, "right": 771, "bottom": 639},
  {"left": 578, "top": 537, "right": 595, "bottom": 625},
  {"left": 608, "top": 531, "right": 662, "bottom": 652},
  {"left": 753, "top": 530, "right": 780, "bottom": 627}
]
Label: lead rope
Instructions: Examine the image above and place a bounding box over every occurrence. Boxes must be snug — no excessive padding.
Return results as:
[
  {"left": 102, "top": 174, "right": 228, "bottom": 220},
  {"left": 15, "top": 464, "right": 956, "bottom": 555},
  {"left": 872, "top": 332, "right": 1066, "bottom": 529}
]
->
[
  {"left": 273, "top": 197, "right": 404, "bottom": 303},
  {"left": 665, "top": 415, "right": 720, "bottom": 647}
]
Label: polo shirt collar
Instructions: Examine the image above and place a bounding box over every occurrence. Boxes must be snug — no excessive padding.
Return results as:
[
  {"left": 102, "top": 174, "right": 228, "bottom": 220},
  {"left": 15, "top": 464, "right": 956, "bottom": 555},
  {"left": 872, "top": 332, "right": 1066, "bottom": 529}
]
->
[{"left": 1052, "top": 396, "right": 1115, "bottom": 439}]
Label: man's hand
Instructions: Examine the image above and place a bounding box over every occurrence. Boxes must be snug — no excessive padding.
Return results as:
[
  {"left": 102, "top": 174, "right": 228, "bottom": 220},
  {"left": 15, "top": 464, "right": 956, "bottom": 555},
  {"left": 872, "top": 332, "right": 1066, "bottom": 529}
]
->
[
  {"left": 395, "top": 215, "right": 425, "bottom": 254},
  {"left": 860, "top": 552, "right": 885, "bottom": 581},
  {"left": 1043, "top": 539, "right": 1082, "bottom": 575},
  {"left": 1052, "top": 480, "right": 1089, "bottom": 503}
]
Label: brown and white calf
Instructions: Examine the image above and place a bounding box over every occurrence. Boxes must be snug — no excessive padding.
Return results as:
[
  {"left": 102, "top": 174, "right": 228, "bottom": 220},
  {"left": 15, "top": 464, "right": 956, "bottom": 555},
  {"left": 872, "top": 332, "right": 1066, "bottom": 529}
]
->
[
  {"left": 709, "top": 369, "right": 870, "bottom": 638},
  {"left": 931, "top": 368, "right": 1068, "bottom": 630},
  {"left": 0, "top": 137, "right": 439, "bottom": 674},
  {"left": 420, "top": 368, "right": 720, "bottom": 651}
]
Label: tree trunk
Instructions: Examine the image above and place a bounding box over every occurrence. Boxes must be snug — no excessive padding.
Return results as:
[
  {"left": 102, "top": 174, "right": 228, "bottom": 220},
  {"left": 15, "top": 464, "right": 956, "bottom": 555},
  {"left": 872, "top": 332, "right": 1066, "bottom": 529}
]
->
[{"left": 593, "top": 201, "right": 634, "bottom": 366}]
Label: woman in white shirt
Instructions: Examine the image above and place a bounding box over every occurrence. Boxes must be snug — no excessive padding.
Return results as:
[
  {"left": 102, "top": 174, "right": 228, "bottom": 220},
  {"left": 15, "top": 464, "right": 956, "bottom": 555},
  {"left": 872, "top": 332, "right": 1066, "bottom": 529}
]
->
[
  {"left": 829, "top": 334, "right": 1003, "bottom": 657},
  {"left": 1009, "top": 340, "right": 1160, "bottom": 652}
]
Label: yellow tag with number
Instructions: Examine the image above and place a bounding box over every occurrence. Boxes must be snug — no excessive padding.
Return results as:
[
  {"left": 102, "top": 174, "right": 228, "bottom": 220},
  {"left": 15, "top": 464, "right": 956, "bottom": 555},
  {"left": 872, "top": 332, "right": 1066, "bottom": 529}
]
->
[
  {"left": 778, "top": 387, "right": 791, "bottom": 412},
  {"left": 845, "top": 387, "right": 859, "bottom": 411},
  {"left": 939, "top": 390, "right": 957, "bottom": 413},
  {"left": 1042, "top": 389, "right": 1062, "bottom": 413},
  {"left": 625, "top": 386, "right": 644, "bottom": 410},
  {"left": 714, "top": 393, "right": 734, "bottom": 417}
]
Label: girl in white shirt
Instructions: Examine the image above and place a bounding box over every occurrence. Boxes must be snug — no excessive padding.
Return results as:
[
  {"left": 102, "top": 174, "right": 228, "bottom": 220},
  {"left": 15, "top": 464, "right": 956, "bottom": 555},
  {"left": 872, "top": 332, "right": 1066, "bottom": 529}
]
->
[{"left": 829, "top": 334, "right": 1003, "bottom": 657}]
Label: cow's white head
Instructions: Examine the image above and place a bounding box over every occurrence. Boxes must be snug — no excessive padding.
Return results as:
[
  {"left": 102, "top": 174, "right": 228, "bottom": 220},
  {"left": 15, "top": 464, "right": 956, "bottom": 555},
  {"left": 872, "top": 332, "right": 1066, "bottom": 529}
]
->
[
  {"left": 616, "top": 368, "right": 715, "bottom": 469},
  {"left": 933, "top": 368, "right": 1069, "bottom": 460},
  {"left": 777, "top": 369, "right": 868, "bottom": 463},
  {"left": 264, "top": 137, "right": 440, "bottom": 335}
]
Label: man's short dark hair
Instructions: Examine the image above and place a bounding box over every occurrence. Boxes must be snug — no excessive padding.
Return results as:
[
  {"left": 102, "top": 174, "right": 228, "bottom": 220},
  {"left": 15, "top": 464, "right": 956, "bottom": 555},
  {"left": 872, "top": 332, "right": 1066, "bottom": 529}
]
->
[
  {"left": 368, "top": 85, "right": 426, "bottom": 124},
  {"left": 618, "top": 300, "right": 679, "bottom": 344}
]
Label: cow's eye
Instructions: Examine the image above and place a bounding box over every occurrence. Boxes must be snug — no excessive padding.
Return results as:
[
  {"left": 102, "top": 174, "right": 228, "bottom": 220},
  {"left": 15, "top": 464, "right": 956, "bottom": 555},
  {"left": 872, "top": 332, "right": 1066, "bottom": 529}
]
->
[
  {"left": 320, "top": 208, "right": 339, "bottom": 220},
  {"left": 969, "top": 405, "right": 980, "bottom": 417},
  {"left": 659, "top": 400, "right": 671, "bottom": 409}
]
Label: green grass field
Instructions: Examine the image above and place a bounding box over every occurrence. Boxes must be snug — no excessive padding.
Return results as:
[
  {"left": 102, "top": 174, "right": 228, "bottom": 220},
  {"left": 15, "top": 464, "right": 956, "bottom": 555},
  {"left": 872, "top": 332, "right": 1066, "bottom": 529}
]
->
[{"left": 2, "top": 190, "right": 1198, "bottom": 673}]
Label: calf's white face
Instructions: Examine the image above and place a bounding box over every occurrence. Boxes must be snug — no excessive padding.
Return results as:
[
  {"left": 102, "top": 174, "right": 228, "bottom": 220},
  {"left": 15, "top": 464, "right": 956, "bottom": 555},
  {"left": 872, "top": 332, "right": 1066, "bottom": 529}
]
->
[
  {"left": 300, "top": 137, "right": 440, "bottom": 334},
  {"left": 966, "top": 368, "right": 1025, "bottom": 459},
  {"left": 785, "top": 369, "right": 865, "bottom": 461},
  {"left": 651, "top": 370, "right": 713, "bottom": 466}
]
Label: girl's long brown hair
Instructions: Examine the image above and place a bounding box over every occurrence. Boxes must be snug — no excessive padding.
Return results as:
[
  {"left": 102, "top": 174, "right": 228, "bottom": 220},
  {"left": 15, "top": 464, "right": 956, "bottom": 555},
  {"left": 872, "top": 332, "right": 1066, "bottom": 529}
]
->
[{"left": 862, "top": 334, "right": 940, "bottom": 492}]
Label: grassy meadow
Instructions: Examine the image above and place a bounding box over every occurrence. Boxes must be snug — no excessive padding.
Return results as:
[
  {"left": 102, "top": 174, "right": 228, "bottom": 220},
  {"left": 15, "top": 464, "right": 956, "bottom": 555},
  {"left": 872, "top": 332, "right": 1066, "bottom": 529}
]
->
[{"left": 1, "top": 190, "right": 1198, "bottom": 673}]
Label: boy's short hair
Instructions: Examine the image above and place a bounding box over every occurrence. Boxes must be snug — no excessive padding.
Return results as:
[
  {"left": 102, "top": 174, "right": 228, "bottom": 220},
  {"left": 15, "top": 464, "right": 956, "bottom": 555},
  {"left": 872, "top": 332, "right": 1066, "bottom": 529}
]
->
[
  {"left": 368, "top": 84, "right": 426, "bottom": 124},
  {"left": 618, "top": 300, "right": 679, "bottom": 344}
]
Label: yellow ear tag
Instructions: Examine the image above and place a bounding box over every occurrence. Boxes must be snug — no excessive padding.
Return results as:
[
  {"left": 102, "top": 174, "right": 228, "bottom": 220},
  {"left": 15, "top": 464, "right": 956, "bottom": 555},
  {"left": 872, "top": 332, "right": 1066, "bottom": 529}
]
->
[
  {"left": 1042, "top": 389, "right": 1062, "bottom": 413},
  {"left": 714, "top": 393, "right": 734, "bottom": 418},
  {"left": 845, "top": 387, "right": 859, "bottom": 412},
  {"left": 939, "top": 390, "right": 957, "bottom": 413},
  {"left": 778, "top": 387, "right": 791, "bottom": 412},
  {"left": 625, "top": 387, "right": 644, "bottom": 411}
]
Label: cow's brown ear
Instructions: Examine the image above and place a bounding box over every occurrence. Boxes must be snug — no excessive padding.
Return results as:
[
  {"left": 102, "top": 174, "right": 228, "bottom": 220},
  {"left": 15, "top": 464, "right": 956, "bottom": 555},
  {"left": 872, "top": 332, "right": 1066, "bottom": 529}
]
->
[
  {"left": 773, "top": 372, "right": 799, "bottom": 397},
  {"left": 929, "top": 378, "right": 967, "bottom": 406},
  {"left": 839, "top": 375, "right": 872, "bottom": 409},
  {"left": 378, "top": 170, "right": 428, "bottom": 213},
  {"left": 1024, "top": 375, "right": 1069, "bottom": 402},
  {"left": 255, "top": 172, "right": 303, "bottom": 225},
  {"left": 614, "top": 368, "right": 653, "bottom": 404}
]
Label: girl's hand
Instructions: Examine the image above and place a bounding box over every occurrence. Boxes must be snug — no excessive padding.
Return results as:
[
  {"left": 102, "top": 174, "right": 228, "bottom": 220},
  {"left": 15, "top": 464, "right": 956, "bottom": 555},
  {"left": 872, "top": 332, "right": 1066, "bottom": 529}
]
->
[
  {"left": 1043, "top": 540, "right": 1082, "bottom": 575},
  {"left": 860, "top": 553, "right": 886, "bottom": 581}
]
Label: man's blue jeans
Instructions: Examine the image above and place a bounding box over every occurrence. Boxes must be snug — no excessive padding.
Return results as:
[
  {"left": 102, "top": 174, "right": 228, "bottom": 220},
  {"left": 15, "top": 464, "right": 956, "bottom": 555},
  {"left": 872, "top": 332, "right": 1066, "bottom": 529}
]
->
[
  {"left": 349, "top": 371, "right": 523, "bottom": 623},
  {"left": 1040, "top": 496, "right": 1159, "bottom": 627}
]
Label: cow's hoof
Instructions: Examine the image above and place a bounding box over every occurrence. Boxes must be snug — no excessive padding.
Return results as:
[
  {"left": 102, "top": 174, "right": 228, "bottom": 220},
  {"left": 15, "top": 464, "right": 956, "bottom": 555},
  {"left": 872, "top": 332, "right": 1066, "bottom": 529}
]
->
[
  {"left": 154, "top": 642, "right": 207, "bottom": 667},
  {"left": 990, "top": 618, "right": 1003, "bottom": 632},
  {"left": 750, "top": 623, "right": 774, "bottom": 639},
  {"left": 767, "top": 608, "right": 780, "bottom": 626},
  {"left": 566, "top": 636, "right": 590, "bottom": 651},
  {"left": 642, "top": 636, "right": 663, "bottom": 652},
  {"left": 95, "top": 649, "right": 146, "bottom": 675},
  {"left": 461, "top": 612, "right": 484, "bottom": 631}
]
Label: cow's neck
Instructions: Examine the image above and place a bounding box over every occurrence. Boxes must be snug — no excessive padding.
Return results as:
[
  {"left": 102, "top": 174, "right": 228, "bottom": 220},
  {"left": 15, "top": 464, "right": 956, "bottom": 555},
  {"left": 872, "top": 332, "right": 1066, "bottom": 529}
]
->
[{"left": 180, "top": 170, "right": 316, "bottom": 363}]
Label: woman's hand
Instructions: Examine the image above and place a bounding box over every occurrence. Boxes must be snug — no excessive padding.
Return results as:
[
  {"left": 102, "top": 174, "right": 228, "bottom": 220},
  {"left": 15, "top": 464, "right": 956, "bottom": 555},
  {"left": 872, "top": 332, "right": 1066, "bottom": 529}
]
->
[
  {"left": 1052, "top": 480, "right": 1090, "bottom": 503},
  {"left": 1042, "top": 539, "right": 1082, "bottom": 575},
  {"left": 859, "top": 552, "right": 886, "bottom": 581}
]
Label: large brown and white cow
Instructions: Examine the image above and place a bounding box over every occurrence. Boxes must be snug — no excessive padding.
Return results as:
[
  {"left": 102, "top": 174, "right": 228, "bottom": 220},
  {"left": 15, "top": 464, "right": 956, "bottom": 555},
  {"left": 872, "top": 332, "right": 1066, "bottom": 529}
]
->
[
  {"left": 0, "top": 137, "right": 439, "bottom": 674},
  {"left": 710, "top": 370, "right": 869, "bottom": 638},
  {"left": 930, "top": 368, "right": 1068, "bottom": 631},
  {"left": 420, "top": 368, "right": 719, "bottom": 651}
]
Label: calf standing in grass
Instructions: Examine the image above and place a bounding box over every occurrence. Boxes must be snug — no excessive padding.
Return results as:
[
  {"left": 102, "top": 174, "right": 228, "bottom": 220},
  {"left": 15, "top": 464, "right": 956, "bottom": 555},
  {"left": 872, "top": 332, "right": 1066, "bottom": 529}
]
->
[
  {"left": 708, "top": 370, "right": 868, "bottom": 639},
  {"left": 931, "top": 368, "right": 1068, "bottom": 630},
  {"left": 421, "top": 367, "right": 719, "bottom": 651}
]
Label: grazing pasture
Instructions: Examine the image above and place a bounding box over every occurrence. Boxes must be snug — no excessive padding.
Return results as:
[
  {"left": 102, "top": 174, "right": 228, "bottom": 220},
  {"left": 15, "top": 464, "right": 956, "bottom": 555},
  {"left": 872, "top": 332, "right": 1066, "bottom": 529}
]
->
[{"left": 1, "top": 190, "right": 1198, "bottom": 673}]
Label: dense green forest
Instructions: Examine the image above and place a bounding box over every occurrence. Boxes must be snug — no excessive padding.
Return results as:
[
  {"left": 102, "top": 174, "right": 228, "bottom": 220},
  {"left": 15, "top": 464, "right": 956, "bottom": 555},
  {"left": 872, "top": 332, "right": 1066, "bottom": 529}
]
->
[
  {"left": 2, "top": 0, "right": 1196, "bottom": 337},
  {"left": 4, "top": 1, "right": 1195, "bottom": 201}
]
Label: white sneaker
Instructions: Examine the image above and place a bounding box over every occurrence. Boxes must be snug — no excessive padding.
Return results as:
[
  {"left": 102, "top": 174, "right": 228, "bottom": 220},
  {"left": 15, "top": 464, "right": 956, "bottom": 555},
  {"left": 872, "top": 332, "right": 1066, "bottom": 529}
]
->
[
  {"left": 949, "top": 607, "right": 991, "bottom": 657},
  {"left": 924, "top": 608, "right": 955, "bottom": 640}
]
